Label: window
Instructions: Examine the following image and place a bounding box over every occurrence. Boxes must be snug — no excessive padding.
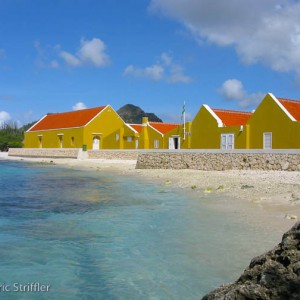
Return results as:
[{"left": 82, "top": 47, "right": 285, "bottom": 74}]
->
[
  {"left": 71, "top": 137, "right": 75, "bottom": 146},
  {"left": 38, "top": 135, "right": 42, "bottom": 148},
  {"left": 116, "top": 134, "right": 119, "bottom": 141},
  {"left": 263, "top": 132, "right": 272, "bottom": 149},
  {"left": 221, "top": 134, "right": 234, "bottom": 150},
  {"left": 154, "top": 139, "right": 159, "bottom": 149},
  {"left": 127, "top": 136, "right": 132, "bottom": 142},
  {"left": 57, "top": 134, "right": 64, "bottom": 148}
]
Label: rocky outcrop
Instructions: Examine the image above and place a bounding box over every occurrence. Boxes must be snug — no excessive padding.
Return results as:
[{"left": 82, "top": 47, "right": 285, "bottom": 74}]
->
[
  {"left": 202, "top": 222, "right": 300, "bottom": 300},
  {"left": 117, "top": 104, "right": 163, "bottom": 123}
]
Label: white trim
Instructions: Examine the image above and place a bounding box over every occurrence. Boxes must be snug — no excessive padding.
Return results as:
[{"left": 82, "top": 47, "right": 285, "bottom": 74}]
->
[
  {"left": 102, "top": 104, "right": 129, "bottom": 125},
  {"left": 57, "top": 133, "right": 64, "bottom": 136},
  {"left": 203, "top": 104, "right": 224, "bottom": 127},
  {"left": 27, "top": 126, "right": 84, "bottom": 133},
  {"left": 85, "top": 105, "right": 109, "bottom": 127},
  {"left": 124, "top": 123, "right": 138, "bottom": 134},
  {"left": 26, "top": 115, "right": 48, "bottom": 132},
  {"left": 269, "top": 93, "right": 296, "bottom": 122},
  {"left": 148, "top": 123, "right": 164, "bottom": 137}
]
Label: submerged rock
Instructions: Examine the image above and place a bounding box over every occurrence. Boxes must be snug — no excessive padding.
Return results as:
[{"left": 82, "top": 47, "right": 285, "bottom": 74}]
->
[{"left": 202, "top": 222, "right": 300, "bottom": 300}]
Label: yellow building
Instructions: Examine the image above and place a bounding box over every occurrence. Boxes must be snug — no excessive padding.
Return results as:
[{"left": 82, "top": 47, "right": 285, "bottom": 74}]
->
[
  {"left": 247, "top": 93, "right": 300, "bottom": 149},
  {"left": 191, "top": 104, "right": 252, "bottom": 149},
  {"left": 130, "top": 117, "right": 181, "bottom": 149},
  {"left": 164, "top": 121, "right": 192, "bottom": 149},
  {"left": 24, "top": 105, "right": 138, "bottom": 150}
]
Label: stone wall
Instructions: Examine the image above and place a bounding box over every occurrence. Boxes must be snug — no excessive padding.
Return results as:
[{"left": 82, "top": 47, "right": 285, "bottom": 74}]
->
[
  {"left": 87, "top": 150, "right": 139, "bottom": 160},
  {"left": 8, "top": 148, "right": 80, "bottom": 158},
  {"left": 136, "top": 150, "right": 300, "bottom": 171}
]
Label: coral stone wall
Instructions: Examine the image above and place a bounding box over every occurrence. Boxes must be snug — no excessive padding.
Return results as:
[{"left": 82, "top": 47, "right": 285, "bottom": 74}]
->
[
  {"left": 136, "top": 151, "right": 300, "bottom": 171},
  {"left": 8, "top": 148, "right": 80, "bottom": 158},
  {"left": 87, "top": 150, "right": 139, "bottom": 160}
]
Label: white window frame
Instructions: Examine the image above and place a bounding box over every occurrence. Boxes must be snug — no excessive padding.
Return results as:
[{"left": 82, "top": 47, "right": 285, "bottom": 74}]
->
[
  {"left": 263, "top": 132, "right": 272, "bottom": 149},
  {"left": 116, "top": 133, "right": 120, "bottom": 141},
  {"left": 221, "top": 134, "right": 234, "bottom": 150},
  {"left": 154, "top": 139, "right": 159, "bottom": 149}
]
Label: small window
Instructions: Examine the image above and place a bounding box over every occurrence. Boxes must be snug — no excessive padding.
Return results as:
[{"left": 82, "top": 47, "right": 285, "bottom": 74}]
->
[
  {"left": 154, "top": 139, "right": 159, "bottom": 149},
  {"left": 263, "top": 132, "right": 272, "bottom": 149},
  {"left": 127, "top": 136, "right": 132, "bottom": 142},
  {"left": 71, "top": 137, "right": 75, "bottom": 146},
  {"left": 38, "top": 136, "right": 42, "bottom": 148},
  {"left": 116, "top": 134, "right": 119, "bottom": 141}
]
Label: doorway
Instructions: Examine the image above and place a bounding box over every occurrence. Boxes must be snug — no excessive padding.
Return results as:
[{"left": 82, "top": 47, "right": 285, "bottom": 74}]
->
[
  {"left": 92, "top": 136, "right": 100, "bottom": 150},
  {"left": 169, "top": 136, "right": 180, "bottom": 150}
]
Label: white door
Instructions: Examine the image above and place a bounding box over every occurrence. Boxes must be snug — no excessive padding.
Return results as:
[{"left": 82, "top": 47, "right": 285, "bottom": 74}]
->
[
  {"left": 169, "top": 137, "right": 175, "bottom": 149},
  {"left": 92, "top": 137, "right": 100, "bottom": 150},
  {"left": 221, "top": 134, "right": 234, "bottom": 149},
  {"left": 263, "top": 132, "right": 272, "bottom": 149}
]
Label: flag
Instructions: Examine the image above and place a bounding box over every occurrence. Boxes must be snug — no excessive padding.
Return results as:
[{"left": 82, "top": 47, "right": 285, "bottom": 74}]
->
[{"left": 181, "top": 101, "right": 186, "bottom": 121}]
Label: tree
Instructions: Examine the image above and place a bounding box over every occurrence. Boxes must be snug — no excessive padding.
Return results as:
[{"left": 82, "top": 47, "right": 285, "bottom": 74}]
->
[{"left": 0, "top": 121, "right": 26, "bottom": 151}]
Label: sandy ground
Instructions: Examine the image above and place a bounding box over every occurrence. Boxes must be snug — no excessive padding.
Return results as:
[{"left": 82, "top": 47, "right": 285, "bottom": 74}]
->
[{"left": 1, "top": 152, "right": 300, "bottom": 229}]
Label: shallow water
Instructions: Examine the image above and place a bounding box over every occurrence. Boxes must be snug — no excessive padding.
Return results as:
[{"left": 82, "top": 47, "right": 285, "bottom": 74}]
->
[{"left": 0, "top": 160, "right": 287, "bottom": 299}]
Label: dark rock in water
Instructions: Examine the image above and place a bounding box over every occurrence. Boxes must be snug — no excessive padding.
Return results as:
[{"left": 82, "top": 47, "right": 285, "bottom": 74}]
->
[{"left": 202, "top": 222, "right": 300, "bottom": 300}]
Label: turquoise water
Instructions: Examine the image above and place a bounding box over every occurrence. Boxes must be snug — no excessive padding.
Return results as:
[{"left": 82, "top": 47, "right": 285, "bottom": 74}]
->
[{"left": 0, "top": 160, "right": 282, "bottom": 299}]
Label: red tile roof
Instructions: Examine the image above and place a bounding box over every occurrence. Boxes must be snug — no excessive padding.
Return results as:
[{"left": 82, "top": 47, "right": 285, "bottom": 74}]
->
[
  {"left": 149, "top": 122, "right": 180, "bottom": 134},
  {"left": 28, "top": 106, "right": 106, "bottom": 131},
  {"left": 212, "top": 108, "right": 252, "bottom": 126},
  {"left": 277, "top": 98, "right": 300, "bottom": 122},
  {"left": 129, "top": 124, "right": 143, "bottom": 133}
]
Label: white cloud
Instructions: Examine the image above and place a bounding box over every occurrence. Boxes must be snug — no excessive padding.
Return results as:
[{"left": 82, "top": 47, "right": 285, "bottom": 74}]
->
[
  {"left": 168, "top": 64, "right": 191, "bottom": 83},
  {"left": 77, "top": 38, "right": 110, "bottom": 66},
  {"left": 124, "top": 64, "right": 164, "bottom": 81},
  {"left": 0, "top": 111, "right": 11, "bottom": 126},
  {"left": 72, "top": 102, "right": 87, "bottom": 111},
  {"left": 60, "top": 38, "right": 110, "bottom": 68},
  {"left": 219, "top": 79, "right": 264, "bottom": 108},
  {"left": 150, "top": 0, "right": 300, "bottom": 75},
  {"left": 124, "top": 52, "right": 191, "bottom": 83},
  {"left": 60, "top": 51, "right": 81, "bottom": 67},
  {"left": 50, "top": 60, "right": 60, "bottom": 69},
  {"left": 34, "top": 41, "right": 61, "bottom": 69}
]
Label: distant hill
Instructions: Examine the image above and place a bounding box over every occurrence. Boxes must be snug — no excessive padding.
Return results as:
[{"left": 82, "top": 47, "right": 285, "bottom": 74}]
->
[{"left": 117, "top": 104, "right": 163, "bottom": 124}]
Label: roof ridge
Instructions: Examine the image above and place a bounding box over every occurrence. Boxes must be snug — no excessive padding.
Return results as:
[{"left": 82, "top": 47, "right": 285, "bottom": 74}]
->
[
  {"left": 277, "top": 97, "right": 300, "bottom": 103},
  {"left": 149, "top": 121, "right": 181, "bottom": 125},
  {"left": 47, "top": 106, "right": 105, "bottom": 115},
  {"left": 212, "top": 108, "right": 252, "bottom": 114}
]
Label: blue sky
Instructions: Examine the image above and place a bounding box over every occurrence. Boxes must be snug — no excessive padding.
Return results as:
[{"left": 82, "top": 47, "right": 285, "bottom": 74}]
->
[{"left": 1, "top": 0, "right": 300, "bottom": 126}]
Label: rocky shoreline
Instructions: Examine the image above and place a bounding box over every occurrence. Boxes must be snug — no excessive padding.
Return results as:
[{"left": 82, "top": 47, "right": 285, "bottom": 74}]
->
[{"left": 202, "top": 221, "right": 300, "bottom": 299}]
